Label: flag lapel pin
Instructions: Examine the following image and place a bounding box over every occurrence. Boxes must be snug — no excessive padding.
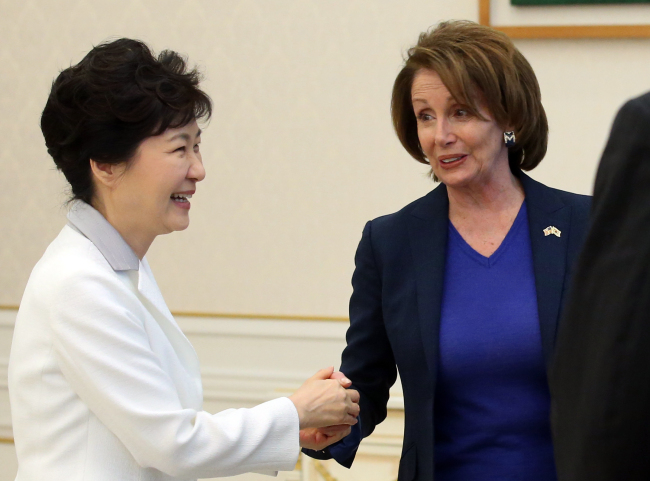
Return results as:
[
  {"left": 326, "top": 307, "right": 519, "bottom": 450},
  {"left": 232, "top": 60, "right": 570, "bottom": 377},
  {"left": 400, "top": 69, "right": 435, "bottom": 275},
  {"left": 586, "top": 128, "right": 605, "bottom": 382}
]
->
[{"left": 543, "top": 226, "right": 561, "bottom": 237}]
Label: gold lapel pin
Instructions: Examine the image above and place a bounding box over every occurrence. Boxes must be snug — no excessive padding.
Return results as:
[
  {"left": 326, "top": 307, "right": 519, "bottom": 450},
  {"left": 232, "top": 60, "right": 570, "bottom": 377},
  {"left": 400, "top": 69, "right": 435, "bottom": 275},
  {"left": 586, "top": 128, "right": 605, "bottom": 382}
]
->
[{"left": 543, "top": 226, "right": 561, "bottom": 237}]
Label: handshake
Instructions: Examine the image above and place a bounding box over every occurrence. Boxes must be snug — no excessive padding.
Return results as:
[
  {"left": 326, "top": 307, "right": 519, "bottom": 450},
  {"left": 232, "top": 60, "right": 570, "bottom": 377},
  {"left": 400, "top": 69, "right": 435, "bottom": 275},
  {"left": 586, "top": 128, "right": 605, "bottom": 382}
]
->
[{"left": 289, "top": 367, "right": 360, "bottom": 451}]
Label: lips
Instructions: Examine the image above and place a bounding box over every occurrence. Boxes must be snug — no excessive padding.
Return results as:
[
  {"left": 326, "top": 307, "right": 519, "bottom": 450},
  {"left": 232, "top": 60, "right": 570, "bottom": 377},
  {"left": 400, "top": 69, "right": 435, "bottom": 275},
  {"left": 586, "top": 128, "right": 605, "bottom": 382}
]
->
[
  {"left": 170, "top": 191, "right": 194, "bottom": 210},
  {"left": 170, "top": 193, "right": 192, "bottom": 202},
  {"left": 438, "top": 154, "right": 467, "bottom": 168}
]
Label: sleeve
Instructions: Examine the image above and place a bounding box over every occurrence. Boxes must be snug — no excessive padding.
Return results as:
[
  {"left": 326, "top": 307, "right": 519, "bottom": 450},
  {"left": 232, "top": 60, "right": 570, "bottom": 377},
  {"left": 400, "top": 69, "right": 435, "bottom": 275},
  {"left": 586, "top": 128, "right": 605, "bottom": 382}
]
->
[
  {"left": 328, "top": 419, "right": 362, "bottom": 464},
  {"left": 49, "top": 269, "right": 299, "bottom": 479},
  {"left": 301, "top": 420, "right": 362, "bottom": 466},
  {"left": 304, "top": 221, "right": 397, "bottom": 468}
]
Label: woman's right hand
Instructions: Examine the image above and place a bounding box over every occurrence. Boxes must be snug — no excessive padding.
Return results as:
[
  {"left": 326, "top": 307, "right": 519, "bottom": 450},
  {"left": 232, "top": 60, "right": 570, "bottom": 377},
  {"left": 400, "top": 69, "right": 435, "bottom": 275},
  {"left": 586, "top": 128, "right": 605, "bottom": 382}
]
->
[
  {"left": 299, "top": 425, "right": 352, "bottom": 451},
  {"left": 289, "top": 367, "right": 360, "bottom": 429}
]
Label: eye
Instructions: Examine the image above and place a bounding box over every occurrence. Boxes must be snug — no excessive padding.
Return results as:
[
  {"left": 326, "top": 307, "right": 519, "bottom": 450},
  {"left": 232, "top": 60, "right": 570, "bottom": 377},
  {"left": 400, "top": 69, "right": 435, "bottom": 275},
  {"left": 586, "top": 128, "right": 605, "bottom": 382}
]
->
[
  {"left": 453, "top": 108, "right": 471, "bottom": 119},
  {"left": 174, "top": 146, "right": 186, "bottom": 153},
  {"left": 417, "top": 112, "right": 434, "bottom": 122},
  {"left": 193, "top": 142, "right": 201, "bottom": 153}
]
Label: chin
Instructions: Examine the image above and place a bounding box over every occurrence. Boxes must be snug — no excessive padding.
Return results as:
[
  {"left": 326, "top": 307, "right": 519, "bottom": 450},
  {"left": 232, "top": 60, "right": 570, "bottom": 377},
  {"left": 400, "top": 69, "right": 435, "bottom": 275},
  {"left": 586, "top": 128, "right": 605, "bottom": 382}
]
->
[
  {"left": 174, "top": 221, "right": 190, "bottom": 232},
  {"left": 165, "top": 216, "right": 191, "bottom": 233},
  {"left": 437, "top": 168, "right": 478, "bottom": 188},
  {"left": 436, "top": 173, "right": 465, "bottom": 187}
]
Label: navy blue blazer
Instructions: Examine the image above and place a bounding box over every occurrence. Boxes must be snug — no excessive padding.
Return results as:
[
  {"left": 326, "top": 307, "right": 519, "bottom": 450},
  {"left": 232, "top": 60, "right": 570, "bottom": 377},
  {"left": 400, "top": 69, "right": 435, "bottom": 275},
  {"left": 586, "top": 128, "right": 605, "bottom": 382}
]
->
[{"left": 321, "top": 173, "right": 590, "bottom": 481}]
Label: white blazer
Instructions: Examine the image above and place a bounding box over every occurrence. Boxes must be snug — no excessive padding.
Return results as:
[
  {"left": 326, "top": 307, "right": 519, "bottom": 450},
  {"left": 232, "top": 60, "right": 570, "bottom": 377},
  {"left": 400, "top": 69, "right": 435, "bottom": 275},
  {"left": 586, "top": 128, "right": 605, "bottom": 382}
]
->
[{"left": 8, "top": 213, "right": 299, "bottom": 481}]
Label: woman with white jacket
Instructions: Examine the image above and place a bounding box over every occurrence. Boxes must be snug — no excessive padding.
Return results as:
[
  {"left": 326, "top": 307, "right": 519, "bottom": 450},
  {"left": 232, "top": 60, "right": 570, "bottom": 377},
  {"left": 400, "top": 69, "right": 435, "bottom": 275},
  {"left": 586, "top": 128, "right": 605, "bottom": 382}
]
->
[{"left": 8, "top": 38, "right": 359, "bottom": 481}]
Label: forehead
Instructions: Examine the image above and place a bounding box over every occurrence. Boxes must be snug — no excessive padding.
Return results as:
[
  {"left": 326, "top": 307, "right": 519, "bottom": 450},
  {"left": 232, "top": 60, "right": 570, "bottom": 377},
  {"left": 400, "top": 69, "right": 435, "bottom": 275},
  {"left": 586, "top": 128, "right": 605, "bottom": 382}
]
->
[
  {"left": 163, "top": 120, "right": 201, "bottom": 140},
  {"left": 411, "top": 69, "right": 452, "bottom": 101}
]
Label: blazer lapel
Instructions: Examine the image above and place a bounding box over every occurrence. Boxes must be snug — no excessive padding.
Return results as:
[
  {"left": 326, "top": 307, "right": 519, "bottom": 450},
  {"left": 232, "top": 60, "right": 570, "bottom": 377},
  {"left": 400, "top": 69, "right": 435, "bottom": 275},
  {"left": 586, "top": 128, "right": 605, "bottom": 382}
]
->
[
  {"left": 520, "top": 173, "right": 571, "bottom": 367},
  {"left": 136, "top": 258, "right": 202, "bottom": 382},
  {"left": 407, "top": 184, "right": 449, "bottom": 377}
]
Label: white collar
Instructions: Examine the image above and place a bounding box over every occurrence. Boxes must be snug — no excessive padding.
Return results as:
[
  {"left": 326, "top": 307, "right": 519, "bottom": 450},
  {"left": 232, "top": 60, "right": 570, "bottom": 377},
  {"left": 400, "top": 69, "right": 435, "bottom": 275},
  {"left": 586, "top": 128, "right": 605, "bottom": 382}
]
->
[{"left": 66, "top": 200, "right": 139, "bottom": 271}]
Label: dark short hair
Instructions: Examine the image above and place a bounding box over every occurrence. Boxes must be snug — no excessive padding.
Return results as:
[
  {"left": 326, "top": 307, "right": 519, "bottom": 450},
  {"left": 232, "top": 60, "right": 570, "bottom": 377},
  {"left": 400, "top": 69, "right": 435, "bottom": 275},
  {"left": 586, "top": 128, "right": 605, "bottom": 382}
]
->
[
  {"left": 391, "top": 20, "right": 548, "bottom": 176},
  {"left": 41, "top": 38, "right": 212, "bottom": 204}
]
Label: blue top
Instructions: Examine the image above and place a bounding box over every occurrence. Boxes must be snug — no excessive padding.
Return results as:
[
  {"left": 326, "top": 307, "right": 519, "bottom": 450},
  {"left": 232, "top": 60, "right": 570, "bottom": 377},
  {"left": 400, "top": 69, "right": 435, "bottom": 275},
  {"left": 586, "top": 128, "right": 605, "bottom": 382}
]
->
[{"left": 434, "top": 202, "right": 556, "bottom": 480}]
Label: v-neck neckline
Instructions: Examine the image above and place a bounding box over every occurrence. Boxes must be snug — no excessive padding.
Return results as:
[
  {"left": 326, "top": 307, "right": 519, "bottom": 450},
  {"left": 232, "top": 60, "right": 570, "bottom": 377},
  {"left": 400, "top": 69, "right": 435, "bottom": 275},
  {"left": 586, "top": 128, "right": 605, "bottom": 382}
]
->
[{"left": 448, "top": 202, "right": 527, "bottom": 268}]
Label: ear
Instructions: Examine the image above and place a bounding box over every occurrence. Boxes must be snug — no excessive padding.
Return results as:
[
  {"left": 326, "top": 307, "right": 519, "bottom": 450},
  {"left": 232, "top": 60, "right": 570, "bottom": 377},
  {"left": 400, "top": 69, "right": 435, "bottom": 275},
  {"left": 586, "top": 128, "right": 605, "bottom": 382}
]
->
[{"left": 89, "top": 159, "right": 124, "bottom": 189}]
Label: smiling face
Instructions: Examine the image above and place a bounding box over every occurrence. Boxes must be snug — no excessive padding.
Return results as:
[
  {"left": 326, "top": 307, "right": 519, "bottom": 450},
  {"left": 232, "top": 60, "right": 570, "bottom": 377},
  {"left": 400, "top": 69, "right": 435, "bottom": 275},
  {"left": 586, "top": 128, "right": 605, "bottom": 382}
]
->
[
  {"left": 92, "top": 120, "right": 205, "bottom": 256},
  {"left": 411, "top": 69, "right": 511, "bottom": 191}
]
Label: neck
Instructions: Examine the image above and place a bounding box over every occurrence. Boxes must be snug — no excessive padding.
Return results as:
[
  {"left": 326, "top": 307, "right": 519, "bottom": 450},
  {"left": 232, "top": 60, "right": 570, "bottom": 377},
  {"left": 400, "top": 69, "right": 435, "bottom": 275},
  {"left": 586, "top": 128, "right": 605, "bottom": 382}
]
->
[
  {"left": 91, "top": 197, "right": 154, "bottom": 260},
  {"left": 447, "top": 169, "right": 524, "bottom": 219}
]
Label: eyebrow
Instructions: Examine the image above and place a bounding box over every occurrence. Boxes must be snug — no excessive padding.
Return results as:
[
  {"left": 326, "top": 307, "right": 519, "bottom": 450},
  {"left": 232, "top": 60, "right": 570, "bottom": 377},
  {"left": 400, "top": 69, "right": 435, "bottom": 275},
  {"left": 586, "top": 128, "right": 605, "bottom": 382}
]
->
[{"left": 168, "top": 128, "right": 202, "bottom": 142}]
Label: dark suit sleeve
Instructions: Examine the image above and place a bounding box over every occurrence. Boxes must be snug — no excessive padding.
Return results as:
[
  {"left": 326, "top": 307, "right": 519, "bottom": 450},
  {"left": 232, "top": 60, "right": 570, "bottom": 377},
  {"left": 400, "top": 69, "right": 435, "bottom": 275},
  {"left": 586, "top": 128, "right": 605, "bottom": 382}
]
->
[
  {"left": 303, "top": 221, "right": 397, "bottom": 467},
  {"left": 550, "top": 92, "right": 650, "bottom": 480}
]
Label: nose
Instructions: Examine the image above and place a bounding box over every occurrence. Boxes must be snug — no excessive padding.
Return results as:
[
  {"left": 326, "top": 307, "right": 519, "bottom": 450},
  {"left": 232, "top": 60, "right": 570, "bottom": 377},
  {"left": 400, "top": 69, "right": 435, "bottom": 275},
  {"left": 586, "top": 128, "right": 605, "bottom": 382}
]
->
[
  {"left": 434, "top": 118, "right": 456, "bottom": 147},
  {"left": 189, "top": 151, "right": 206, "bottom": 182}
]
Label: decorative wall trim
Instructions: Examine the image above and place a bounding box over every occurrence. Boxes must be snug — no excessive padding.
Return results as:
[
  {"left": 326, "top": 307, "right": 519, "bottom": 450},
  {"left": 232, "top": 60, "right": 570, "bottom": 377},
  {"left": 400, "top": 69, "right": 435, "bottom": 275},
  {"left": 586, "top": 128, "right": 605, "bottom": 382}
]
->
[
  {"left": 0, "top": 317, "right": 13, "bottom": 328},
  {"left": 175, "top": 316, "right": 348, "bottom": 341},
  {"left": 313, "top": 460, "right": 338, "bottom": 481},
  {"left": 0, "top": 357, "right": 13, "bottom": 443},
  {"left": 479, "top": 0, "right": 650, "bottom": 38},
  {"left": 173, "top": 311, "right": 348, "bottom": 323},
  {"left": 0, "top": 361, "right": 7, "bottom": 391},
  {"left": 0, "top": 304, "right": 405, "bottom": 461},
  {"left": 0, "top": 311, "right": 404, "bottom": 403},
  {"left": 0, "top": 305, "right": 349, "bottom": 323},
  {"left": 198, "top": 367, "right": 405, "bottom": 410}
]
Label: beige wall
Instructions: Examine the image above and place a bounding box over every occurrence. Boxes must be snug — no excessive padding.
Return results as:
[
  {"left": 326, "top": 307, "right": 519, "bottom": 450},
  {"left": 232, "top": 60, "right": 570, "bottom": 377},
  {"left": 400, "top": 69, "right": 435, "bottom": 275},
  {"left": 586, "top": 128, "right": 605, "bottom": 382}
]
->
[
  {"left": 4, "top": 0, "right": 648, "bottom": 318},
  {"left": 2, "top": 1, "right": 650, "bottom": 480}
]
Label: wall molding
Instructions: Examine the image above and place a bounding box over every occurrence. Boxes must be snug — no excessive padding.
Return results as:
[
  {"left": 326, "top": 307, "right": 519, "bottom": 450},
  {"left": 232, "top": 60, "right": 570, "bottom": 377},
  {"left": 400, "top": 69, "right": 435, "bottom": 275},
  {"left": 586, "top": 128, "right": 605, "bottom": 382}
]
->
[
  {"left": 0, "top": 309, "right": 404, "bottom": 404},
  {"left": 198, "top": 366, "right": 403, "bottom": 410},
  {"left": 175, "top": 316, "right": 348, "bottom": 341},
  {"left": 0, "top": 305, "right": 406, "bottom": 458},
  {"left": 0, "top": 305, "right": 349, "bottom": 323},
  {"left": 0, "top": 360, "right": 7, "bottom": 389}
]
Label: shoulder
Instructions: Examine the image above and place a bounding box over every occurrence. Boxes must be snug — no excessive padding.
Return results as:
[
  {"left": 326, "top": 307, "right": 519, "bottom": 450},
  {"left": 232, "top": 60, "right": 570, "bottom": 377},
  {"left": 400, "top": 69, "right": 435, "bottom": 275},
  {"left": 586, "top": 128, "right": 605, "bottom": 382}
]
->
[
  {"left": 619, "top": 91, "right": 650, "bottom": 119},
  {"left": 24, "top": 226, "right": 132, "bottom": 308},
  {"left": 547, "top": 185, "right": 591, "bottom": 214},
  {"left": 603, "top": 91, "right": 650, "bottom": 157},
  {"left": 35, "top": 226, "right": 113, "bottom": 279},
  {"left": 366, "top": 184, "right": 447, "bottom": 234},
  {"left": 521, "top": 172, "right": 591, "bottom": 215}
]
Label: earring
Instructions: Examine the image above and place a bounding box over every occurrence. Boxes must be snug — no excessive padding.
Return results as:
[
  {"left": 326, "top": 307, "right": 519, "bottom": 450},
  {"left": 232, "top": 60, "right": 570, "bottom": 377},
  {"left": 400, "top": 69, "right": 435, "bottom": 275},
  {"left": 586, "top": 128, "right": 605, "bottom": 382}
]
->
[{"left": 504, "top": 131, "right": 516, "bottom": 148}]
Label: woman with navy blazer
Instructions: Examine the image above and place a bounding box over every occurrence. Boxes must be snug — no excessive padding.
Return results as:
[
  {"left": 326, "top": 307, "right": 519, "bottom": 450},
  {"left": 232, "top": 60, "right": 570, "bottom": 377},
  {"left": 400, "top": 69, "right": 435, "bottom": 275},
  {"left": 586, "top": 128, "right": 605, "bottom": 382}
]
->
[
  {"left": 8, "top": 39, "right": 359, "bottom": 481},
  {"left": 304, "top": 21, "right": 591, "bottom": 480}
]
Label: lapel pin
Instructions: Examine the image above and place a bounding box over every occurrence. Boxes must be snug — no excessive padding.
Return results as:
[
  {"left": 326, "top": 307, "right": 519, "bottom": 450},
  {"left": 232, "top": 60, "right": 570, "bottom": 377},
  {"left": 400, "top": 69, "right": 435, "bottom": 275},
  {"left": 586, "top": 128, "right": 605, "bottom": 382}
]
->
[{"left": 543, "top": 226, "right": 561, "bottom": 237}]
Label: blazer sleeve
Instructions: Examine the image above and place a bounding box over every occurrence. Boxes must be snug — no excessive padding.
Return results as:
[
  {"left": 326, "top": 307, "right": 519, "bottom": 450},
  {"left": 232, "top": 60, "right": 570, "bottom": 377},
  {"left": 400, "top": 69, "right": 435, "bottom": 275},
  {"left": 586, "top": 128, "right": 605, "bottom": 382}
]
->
[
  {"left": 304, "top": 221, "right": 398, "bottom": 467},
  {"left": 346, "top": 221, "right": 397, "bottom": 436},
  {"left": 49, "top": 267, "right": 299, "bottom": 479}
]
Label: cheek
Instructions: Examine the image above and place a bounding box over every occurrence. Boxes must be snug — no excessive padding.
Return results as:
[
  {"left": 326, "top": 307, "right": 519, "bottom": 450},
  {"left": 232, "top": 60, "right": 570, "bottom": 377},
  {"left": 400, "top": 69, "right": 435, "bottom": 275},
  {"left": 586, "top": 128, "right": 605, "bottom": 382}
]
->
[
  {"left": 471, "top": 127, "right": 501, "bottom": 154},
  {"left": 417, "top": 126, "right": 434, "bottom": 150},
  {"left": 489, "top": 131, "right": 506, "bottom": 155}
]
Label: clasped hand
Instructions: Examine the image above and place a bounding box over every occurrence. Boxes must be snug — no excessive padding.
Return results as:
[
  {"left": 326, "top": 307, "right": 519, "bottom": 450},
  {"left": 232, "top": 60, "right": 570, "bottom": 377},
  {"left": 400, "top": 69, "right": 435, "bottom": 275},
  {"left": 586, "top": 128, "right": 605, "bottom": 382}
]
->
[{"left": 289, "top": 367, "right": 359, "bottom": 451}]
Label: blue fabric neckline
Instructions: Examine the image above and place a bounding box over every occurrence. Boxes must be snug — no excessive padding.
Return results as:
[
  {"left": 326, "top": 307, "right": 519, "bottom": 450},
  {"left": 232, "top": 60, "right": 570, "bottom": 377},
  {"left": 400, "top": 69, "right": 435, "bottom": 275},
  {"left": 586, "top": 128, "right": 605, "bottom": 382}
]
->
[{"left": 448, "top": 201, "right": 527, "bottom": 268}]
